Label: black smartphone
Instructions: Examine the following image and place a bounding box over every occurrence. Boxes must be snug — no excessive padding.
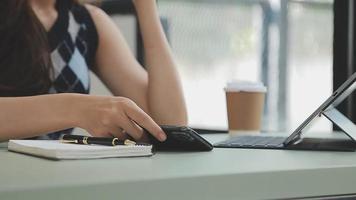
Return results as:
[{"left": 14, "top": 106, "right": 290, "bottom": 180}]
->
[{"left": 147, "top": 125, "right": 213, "bottom": 151}]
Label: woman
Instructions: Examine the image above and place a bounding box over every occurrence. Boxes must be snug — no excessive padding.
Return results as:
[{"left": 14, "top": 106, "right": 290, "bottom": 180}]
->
[{"left": 0, "top": 0, "right": 187, "bottom": 142}]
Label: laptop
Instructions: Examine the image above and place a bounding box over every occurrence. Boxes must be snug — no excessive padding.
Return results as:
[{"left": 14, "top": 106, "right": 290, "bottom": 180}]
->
[{"left": 214, "top": 72, "right": 356, "bottom": 151}]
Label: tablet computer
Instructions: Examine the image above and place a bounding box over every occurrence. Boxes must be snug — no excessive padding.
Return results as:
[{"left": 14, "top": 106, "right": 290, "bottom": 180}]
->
[{"left": 214, "top": 72, "right": 356, "bottom": 151}]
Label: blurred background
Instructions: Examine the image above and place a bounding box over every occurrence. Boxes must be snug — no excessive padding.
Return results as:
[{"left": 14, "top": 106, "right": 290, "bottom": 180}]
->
[{"left": 88, "top": 0, "right": 338, "bottom": 134}]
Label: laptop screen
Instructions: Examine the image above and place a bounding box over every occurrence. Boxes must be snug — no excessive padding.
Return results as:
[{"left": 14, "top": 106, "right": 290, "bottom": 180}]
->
[{"left": 283, "top": 72, "right": 356, "bottom": 145}]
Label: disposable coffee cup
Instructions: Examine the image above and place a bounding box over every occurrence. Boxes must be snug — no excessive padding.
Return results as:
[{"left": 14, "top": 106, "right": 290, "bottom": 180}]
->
[{"left": 224, "top": 81, "right": 267, "bottom": 135}]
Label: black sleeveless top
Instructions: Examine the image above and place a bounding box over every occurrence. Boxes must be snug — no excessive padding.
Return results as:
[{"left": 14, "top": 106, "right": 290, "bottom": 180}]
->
[{"left": 41, "top": 1, "right": 98, "bottom": 139}]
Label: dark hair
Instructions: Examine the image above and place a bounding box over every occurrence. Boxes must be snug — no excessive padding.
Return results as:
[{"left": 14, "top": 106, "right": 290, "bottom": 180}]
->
[{"left": 0, "top": 0, "right": 78, "bottom": 97}]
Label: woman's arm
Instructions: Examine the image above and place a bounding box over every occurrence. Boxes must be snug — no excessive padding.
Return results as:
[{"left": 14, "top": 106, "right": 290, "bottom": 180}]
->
[
  {"left": 0, "top": 94, "right": 77, "bottom": 141},
  {"left": 133, "top": 0, "right": 188, "bottom": 125},
  {"left": 0, "top": 94, "right": 166, "bottom": 142},
  {"left": 85, "top": 2, "right": 188, "bottom": 126}
]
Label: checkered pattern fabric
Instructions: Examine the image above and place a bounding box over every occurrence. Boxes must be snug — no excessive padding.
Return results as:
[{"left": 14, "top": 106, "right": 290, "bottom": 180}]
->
[
  {"left": 50, "top": 12, "right": 92, "bottom": 94},
  {"left": 41, "top": 2, "right": 98, "bottom": 139}
]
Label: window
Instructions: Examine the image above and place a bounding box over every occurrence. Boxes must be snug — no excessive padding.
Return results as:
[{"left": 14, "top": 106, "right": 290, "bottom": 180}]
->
[
  {"left": 158, "top": 0, "right": 263, "bottom": 130},
  {"left": 158, "top": 0, "right": 334, "bottom": 132},
  {"left": 287, "top": 1, "right": 333, "bottom": 132}
]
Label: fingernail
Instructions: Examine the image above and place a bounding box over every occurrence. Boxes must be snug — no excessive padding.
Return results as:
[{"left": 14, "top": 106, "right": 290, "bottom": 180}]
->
[{"left": 159, "top": 132, "right": 167, "bottom": 141}]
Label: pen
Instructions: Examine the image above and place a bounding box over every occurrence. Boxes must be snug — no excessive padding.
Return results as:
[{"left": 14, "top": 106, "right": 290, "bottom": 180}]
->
[{"left": 61, "top": 134, "right": 136, "bottom": 146}]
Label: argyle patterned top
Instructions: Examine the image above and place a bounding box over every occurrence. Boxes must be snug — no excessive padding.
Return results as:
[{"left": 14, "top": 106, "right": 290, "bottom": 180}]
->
[{"left": 43, "top": 1, "right": 98, "bottom": 139}]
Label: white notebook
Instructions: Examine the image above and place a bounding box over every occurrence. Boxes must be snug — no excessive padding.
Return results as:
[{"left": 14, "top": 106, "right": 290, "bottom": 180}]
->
[{"left": 8, "top": 140, "right": 153, "bottom": 160}]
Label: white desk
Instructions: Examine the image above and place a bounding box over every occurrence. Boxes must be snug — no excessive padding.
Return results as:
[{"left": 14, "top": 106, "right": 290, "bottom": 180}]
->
[{"left": 1, "top": 133, "right": 356, "bottom": 200}]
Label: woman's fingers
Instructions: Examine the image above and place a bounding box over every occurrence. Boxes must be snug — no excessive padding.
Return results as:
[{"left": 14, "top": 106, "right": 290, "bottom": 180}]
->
[
  {"left": 84, "top": 96, "right": 166, "bottom": 141},
  {"left": 133, "top": 122, "right": 149, "bottom": 143},
  {"left": 123, "top": 100, "right": 166, "bottom": 141},
  {"left": 108, "top": 126, "right": 128, "bottom": 140},
  {"left": 118, "top": 117, "right": 144, "bottom": 141}
]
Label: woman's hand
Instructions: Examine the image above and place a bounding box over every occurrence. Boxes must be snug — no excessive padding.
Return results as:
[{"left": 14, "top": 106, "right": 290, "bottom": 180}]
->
[{"left": 74, "top": 94, "right": 166, "bottom": 142}]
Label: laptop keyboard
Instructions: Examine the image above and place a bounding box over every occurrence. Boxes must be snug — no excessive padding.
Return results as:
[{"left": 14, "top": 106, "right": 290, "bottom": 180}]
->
[{"left": 214, "top": 135, "right": 286, "bottom": 149}]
